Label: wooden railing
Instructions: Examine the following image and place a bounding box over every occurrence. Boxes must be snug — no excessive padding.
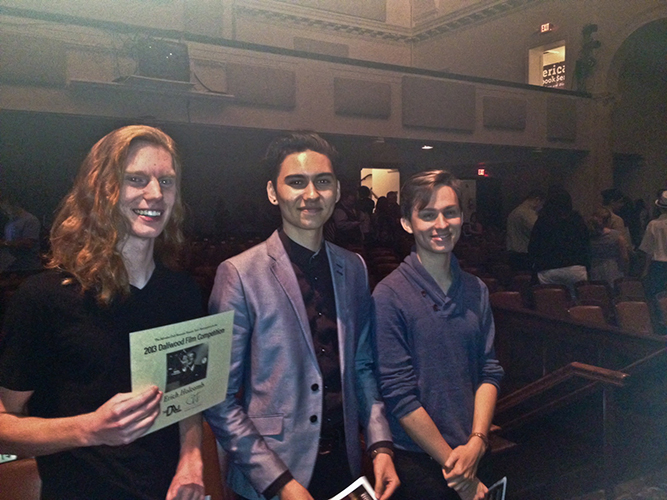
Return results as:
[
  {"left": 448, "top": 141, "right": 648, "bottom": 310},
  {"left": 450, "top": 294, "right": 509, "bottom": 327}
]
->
[
  {"left": 491, "top": 305, "right": 667, "bottom": 394},
  {"left": 496, "top": 361, "right": 628, "bottom": 431},
  {"left": 493, "top": 346, "right": 667, "bottom": 499}
]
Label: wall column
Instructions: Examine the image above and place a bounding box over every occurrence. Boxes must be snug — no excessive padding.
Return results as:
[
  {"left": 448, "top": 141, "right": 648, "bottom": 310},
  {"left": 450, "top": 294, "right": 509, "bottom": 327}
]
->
[{"left": 565, "top": 94, "right": 614, "bottom": 215}]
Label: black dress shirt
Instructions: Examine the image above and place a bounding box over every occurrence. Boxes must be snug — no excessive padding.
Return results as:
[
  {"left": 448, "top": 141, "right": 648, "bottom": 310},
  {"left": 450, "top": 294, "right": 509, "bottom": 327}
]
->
[{"left": 279, "top": 230, "right": 343, "bottom": 432}]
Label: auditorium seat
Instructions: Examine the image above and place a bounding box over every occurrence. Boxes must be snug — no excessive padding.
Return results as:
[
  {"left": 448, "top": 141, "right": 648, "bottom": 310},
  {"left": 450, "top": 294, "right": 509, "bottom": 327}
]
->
[
  {"left": 368, "top": 247, "right": 396, "bottom": 258},
  {"left": 490, "top": 262, "right": 513, "bottom": 289},
  {"left": 458, "top": 245, "right": 486, "bottom": 267},
  {"left": 481, "top": 276, "right": 500, "bottom": 294},
  {"left": 0, "top": 458, "right": 41, "bottom": 500},
  {"left": 346, "top": 245, "right": 366, "bottom": 259},
  {"left": 614, "top": 277, "right": 647, "bottom": 302},
  {"left": 370, "top": 255, "right": 400, "bottom": 266},
  {"left": 656, "top": 292, "right": 667, "bottom": 333},
  {"left": 375, "top": 262, "right": 399, "bottom": 277},
  {"left": 462, "top": 267, "right": 481, "bottom": 277},
  {"left": 509, "top": 273, "right": 533, "bottom": 303},
  {"left": 575, "top": 280, "right": 615, "bottom": 324},
  {"left": 615, "top": 301, "right": 654, "bottom": 335},
  {"left": 490, "top": 291, "right": 524, "bottom": 310},
  {"left": 568, "top": 305, "right": 607, "bottom": 326},
  {"left": 531, "top": 284, "right": 573, "bottom": 319}
]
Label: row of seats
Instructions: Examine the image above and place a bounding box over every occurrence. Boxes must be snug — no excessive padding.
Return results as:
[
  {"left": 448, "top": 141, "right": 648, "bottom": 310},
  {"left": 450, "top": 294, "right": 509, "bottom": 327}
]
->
[
  {"left": 490, "top": 279, "right": 663, "bottom": 335},
  {"left": 188, "top": 243, "right": 406, "bottom": 298}
]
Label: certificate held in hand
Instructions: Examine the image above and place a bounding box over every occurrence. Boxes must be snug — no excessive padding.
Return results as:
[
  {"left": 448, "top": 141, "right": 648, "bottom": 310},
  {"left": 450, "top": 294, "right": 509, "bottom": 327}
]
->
[{"left": 129, "top": 311, "right": 234, "bottom": 434}]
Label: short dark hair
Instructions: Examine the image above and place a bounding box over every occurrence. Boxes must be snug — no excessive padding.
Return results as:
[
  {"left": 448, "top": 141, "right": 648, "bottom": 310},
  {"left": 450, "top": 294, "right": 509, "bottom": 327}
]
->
[
  {"left": 400, "top": 170, "right": 462, "bottom": 220},
  {"left": 601, "top": 188, "right": 624, "bottom": 205},
  {"left": 263, "top": 131, "right": 339, "bottom": 184},
  {"left": 358, "top": 185, "right": 371, "bottom": 198},
  {"left": 542, "top": 187, "right": 573, "bottom": 217}
]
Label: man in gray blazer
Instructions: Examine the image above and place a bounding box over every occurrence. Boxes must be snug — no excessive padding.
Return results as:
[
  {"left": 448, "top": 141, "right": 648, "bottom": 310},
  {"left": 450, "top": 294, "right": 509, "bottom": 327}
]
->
[{"left": 205, "top": 132, "right": 399, "bottom": 500}]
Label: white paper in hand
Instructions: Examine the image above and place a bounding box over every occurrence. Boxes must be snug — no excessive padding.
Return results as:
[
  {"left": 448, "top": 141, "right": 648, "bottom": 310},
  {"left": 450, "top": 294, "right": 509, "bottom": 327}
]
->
[{"left": 328, "top": 476, "right": 377, "bottom": 500}]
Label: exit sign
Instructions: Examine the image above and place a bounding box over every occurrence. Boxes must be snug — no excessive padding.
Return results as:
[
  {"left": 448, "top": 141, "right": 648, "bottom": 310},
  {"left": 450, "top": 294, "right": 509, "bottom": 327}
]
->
[{"left": 541, "top": 23, "right": 554, "bottom": 33}]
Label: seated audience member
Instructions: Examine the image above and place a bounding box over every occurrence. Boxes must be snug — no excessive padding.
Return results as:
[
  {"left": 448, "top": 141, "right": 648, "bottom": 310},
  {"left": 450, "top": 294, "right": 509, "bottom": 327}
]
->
[
  {"left": 0, "top": 196, "right": 42, "bottom": 272},
  {"left": 205, "top": 132, "right": 398, "bottom": 500},
  {"left": 528, "top": 186, "right": 590, "bottom": 295},
  {"left": 332, "top": 189, "right": 364, "bottom": 247},
  {"left": 373, "top": 170, "right": 503, "bottom": 500},
  {"left": 506, "top": 190, "right": 545, "bottom": 272},
  {"left": 0, "top": 125, "right": 205, "bottom": 500},
  {"left": 588, "top": 207, "right": 628, "bottom": 286},
  {"left": 639, "top": 190, "right": 667, "bottom": 300}
]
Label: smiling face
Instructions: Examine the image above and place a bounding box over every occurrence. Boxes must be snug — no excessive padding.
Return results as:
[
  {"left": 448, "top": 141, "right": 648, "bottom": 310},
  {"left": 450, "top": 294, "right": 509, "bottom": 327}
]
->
[
  {"left": 402, "top": 184, "right": 462, "bottom": 259},
  {"left": 119, "top": 141, "right": 177, "bottom": 242},
  {"left": 267, "top": 150, "right": 340, "bottom": 247}
]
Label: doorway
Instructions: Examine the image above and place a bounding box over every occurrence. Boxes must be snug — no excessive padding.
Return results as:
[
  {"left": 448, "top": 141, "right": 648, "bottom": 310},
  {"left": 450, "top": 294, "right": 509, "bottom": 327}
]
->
[{"left": 360, "top": 168, "right": 400, "bottom": 203}]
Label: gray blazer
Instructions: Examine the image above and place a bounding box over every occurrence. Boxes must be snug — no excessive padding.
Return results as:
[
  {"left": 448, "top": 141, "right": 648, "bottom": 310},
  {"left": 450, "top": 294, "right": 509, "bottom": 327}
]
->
[{"left": 204, "top": 231, "right": 391, "bottom": 499}]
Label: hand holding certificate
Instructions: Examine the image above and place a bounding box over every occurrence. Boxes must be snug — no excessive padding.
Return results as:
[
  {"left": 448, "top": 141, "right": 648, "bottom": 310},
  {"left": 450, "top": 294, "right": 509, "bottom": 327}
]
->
[{"left": 129, "top": 311, "right": 234, "bottom": 434}]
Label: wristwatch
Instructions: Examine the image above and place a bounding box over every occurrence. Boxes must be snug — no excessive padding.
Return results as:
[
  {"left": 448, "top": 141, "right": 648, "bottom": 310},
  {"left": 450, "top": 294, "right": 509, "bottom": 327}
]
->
[{"left": 370, "top": 447, "right": 394, "bottom": 460}]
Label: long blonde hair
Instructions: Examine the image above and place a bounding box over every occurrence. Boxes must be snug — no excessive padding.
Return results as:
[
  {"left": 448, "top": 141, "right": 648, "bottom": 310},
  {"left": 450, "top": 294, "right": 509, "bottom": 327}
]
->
[{"left": 48, "top": 125, "right": 184, "bottom": 304}]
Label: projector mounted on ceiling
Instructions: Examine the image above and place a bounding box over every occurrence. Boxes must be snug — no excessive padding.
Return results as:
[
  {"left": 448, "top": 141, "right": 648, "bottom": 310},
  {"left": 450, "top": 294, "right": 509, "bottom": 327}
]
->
[{"left": 134, "top": 38, "right": 191, "bottom": 83}]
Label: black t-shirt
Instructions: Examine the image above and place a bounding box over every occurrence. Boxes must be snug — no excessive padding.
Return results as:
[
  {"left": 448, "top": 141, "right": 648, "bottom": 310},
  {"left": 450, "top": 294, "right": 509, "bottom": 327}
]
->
[{"left": 0, "top": 265, "right": 203, "bottom": 500}]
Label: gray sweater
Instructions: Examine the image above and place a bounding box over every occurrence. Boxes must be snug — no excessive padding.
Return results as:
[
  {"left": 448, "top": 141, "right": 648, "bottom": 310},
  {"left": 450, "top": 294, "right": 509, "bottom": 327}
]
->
[{"left": 372, "top": 252, "right": 504, "bottom": 451}]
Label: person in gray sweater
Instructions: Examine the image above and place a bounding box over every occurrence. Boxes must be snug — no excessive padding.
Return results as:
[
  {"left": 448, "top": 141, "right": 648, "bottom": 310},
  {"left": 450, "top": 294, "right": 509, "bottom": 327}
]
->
[{"left": 372, "top": 170, "right": 503, "bottom": 500}]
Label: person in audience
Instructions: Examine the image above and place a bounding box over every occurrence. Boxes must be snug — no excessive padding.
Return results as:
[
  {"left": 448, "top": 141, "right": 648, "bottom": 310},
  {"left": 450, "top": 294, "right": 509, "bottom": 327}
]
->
[
  {"left": 462, "top": 211, "right": 484, "bottom": 239},
  {"left": 635, "top": 198, "right": 650, "bottom": 242},
  {"left": 357, "top": 185, "right": 375, "bottom": 217},
  {"left": 356, "top": 185, "right": 375, "bottom": 243},
  {"left": 0, "top": 125, "right": 205, "bottom": 500},
  {"left": 0, "top": 195, "right": 42, "bottom": 272},
  {"left": 372, "top": 196, "right": 400, "bottom": 249},
  {"left": 601, "top": 188, "right": 633, "bottom": 252},
  {"left": 588, "top": 207, "right": 628, "bottom": 286},
  {"left": 386, "top": 191, "right": 402, "bottom": 224},
  {"left": 639, "top": 190, "right": 667, "bottom": 301},
  {"left": 205, "top": 132, "right": 399, "bottom": 500},
  {"left": 332, "top": 188, "right": 364, "bottom": 247},
  {"left": 373, "top": 170, "right": 503, "bottom": 500},
  {"left": 528, "top": 186, "right": 590, "bottom": 296},
  {"left": 505, "top": 190, "right": 545, "bottom": 272}
]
